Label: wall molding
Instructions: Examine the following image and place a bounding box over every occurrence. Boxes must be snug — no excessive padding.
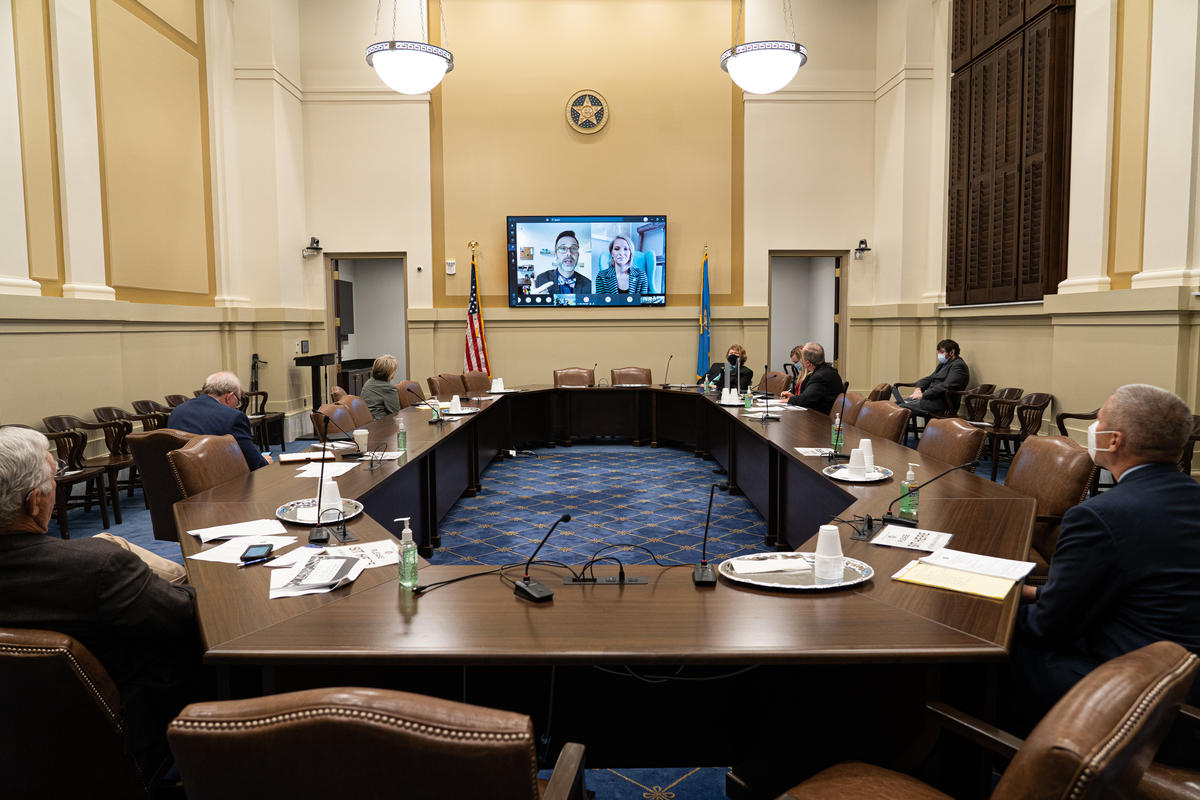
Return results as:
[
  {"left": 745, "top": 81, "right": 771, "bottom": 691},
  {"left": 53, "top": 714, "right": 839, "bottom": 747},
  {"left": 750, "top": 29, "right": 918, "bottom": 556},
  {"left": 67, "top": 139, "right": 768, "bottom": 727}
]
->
[
  {"left": 233, "top": 65, "right": 303, "bottom": 102},
  {"left": 744, "top": 89, "right": 874, "bottom": 104},
  {"left": 302, "top": 87, "right": 431, "bottom": 104},
  {"left": 874, "top": 65, "right": 934, "bottom": 102}
]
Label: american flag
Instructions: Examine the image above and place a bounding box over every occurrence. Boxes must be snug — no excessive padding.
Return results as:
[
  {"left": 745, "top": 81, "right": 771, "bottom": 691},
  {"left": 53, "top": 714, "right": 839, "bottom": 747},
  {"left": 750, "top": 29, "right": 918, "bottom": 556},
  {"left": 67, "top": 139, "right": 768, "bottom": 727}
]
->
[{"left": 464, "top": 252, "right": 491, "bottom": 375}]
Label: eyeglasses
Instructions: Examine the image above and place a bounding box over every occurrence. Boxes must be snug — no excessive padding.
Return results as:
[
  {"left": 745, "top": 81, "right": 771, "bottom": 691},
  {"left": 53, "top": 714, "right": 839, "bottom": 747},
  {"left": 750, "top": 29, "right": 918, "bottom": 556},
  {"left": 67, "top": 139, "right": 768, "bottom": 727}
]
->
[
  {"left": 54, "top": 458, "right": 67, "bottom": 477},
  {"left": 556, "top": 245, "right": 580, "bottom": 254}
]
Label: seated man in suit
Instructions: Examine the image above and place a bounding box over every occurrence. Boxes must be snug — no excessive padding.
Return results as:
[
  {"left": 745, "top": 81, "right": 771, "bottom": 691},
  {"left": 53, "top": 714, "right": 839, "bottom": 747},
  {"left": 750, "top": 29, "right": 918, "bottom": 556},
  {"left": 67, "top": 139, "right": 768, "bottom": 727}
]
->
[
  {"left": 700, "top": 343, "right": 754, "bottom": 393},
  {"left": 1008, "top": 384, "right": 1200, "bottom": 767},
  {"left": 779, "top": 342, "right": 842, "bottom": 414},
  {"left": 0, "top": 427, "right": 203, "bottom": 781},
  {"left": 168, "top": 371, "right": 272, "bottom": 470},
  {"left": 894, "top": 338, "right": 970, "bottom": 414},
  {"left": 531, "top": 230, "right": 593, "bottom": 295}
]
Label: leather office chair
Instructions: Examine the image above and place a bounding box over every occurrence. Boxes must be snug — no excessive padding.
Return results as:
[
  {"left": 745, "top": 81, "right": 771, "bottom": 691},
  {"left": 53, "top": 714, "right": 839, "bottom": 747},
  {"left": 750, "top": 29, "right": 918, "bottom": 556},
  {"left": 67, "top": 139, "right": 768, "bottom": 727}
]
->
[
  {"left": 916, "top": 418, "right": 986, "bottom": 470},
  {"left": 397, "top": 380, "right": 425, "bottom": 409},
  {"left": 865, "top": 382, "right": 893, "bottom": 402},
  {"left": 757, "top": 370, "right": 789, "bottom": 395},
  {"left": 128, "top": 428, "right": 197, "bottom": 542},
  {"left": 463, "top": 370, "right": 491, "bottom": 393},
  {"left": 331, "top": 385, "right": 348, "bottom": 403},
  {"left": 0, "top": 627, "right": 149, "bottom": 799},
  {"left": 310, "top": 402, "right": 356, "bottom": 443},
  {"left": 438, "top": 373, "right": 468, "bottom": 394},
  {"left": 554, "top": 367, "right": 594, "bottom": 387},
  {"left": 1003, "top": 435, "right": 1097, "bottom": 581},
  {"left": 428, "top": 375, "right": 463, "bottom": 401},
  {"left": 168, "top": 687, "right": 588, "bottom": 800},
  {"left": 830, "top": 392, "right": 866, "bottom": 425},
  {"left": 611, "top": 366, "right": 652, "bottom": 385},
  {"left": 337, "top": 394, "right": 373, "bottom": 427},
  {"left": 167, "top": 434, "right": 250, "bottom": 499},
  {"left": 164, "top": 394, "right": 190, "bottom": 408},
  {"left": 777, "top": 641, "right": 1199, "bottom": 800},
  {"left": 853, "top": 401, "right": 910, "bottom": 444}
]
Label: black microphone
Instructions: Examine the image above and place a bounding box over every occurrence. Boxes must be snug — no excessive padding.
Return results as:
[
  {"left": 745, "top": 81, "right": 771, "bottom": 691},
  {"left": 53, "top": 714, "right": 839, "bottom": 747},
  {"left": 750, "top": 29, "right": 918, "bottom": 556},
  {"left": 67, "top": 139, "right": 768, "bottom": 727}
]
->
[
  {"left": 871, "top": 461, "right": 980, "bottom": 531},
  {"left": 736, "top": 355, "right": 745, "bottom": 394},
  {"left": 309, "top": 419, "right": 332, "bottom": 543},
  {"left": 515, "top": 514, "right": 571, "bottom": 602},
  {"left": 319, "top": 411, "right": 362, "bottom": 455},
  {"left": 694, "top": 481, "right": 729, "bottom": 586},
  {"left": 825, "top": 381, "right": 852, "bottom": 463},
  {"left": 407, "top": 387, "right": 445, "bottom": 425},
  {"left": 662, "top": 353, "right": 673, "bottom": 387},
  {"left": 592, "top": 362, "right": 598, "bottom": 387}
]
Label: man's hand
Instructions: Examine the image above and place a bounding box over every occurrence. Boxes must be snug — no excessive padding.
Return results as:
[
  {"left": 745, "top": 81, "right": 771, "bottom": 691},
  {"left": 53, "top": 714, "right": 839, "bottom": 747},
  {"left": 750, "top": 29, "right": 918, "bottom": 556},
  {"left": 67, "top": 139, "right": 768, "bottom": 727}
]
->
[
  {"left": 1020, "top": 584, "right": 1038, "bottom": 603},
  {"left": 910, "top": 388, "right": 924, "bottom": 400},
  {"left": 263, "top": 453, "right": 274, "bottom": 464},
  {"left": 780, "top": 391, "right": 793, "bottom": 400}
]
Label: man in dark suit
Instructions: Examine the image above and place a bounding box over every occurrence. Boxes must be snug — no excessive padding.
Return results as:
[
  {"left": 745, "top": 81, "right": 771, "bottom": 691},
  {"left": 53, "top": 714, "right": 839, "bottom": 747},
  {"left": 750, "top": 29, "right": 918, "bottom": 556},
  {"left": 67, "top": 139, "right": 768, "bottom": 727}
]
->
[
  {"left": 531, "top": 230, "right": 593, "bottom": 295},
  {"left": 1008, "top": 384, "right": 1200, "bottom": 767},
  {"left": 0, "top": 427, "right": 202, "bottom": 781},
  {"left": 168, "top": 371, "right": 271, "bottom": 470},
  {"left": 894, "top": 338, "right": 969, "bottom": 414},
  {"left": 700, "top": 343, "right": 754, "bottom": 393},
  {"left": 779, "top": 342, "right": 842, "bottom": 414}
]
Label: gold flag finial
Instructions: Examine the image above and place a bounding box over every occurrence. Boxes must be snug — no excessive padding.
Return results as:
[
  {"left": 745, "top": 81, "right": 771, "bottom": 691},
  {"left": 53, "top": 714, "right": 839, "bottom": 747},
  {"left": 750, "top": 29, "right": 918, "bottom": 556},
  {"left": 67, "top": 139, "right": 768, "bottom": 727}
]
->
[{"left": 468, "top": 240, "right": 479, "bottom": 253}]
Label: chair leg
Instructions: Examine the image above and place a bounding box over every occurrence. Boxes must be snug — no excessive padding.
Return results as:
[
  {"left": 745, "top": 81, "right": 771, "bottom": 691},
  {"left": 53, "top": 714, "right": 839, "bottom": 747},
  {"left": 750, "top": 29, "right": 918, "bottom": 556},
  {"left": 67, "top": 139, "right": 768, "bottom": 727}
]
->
[{"left": 106, "top": 469, "right": 121, "bottom": 526}]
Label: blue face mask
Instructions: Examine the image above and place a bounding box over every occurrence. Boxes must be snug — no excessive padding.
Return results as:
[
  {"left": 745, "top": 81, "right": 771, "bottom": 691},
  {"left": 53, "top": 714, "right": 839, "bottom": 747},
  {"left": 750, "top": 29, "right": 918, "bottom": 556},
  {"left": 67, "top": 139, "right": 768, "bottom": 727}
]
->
[{"left": 937, "top": 353, "right": 948, "bottom": 365}]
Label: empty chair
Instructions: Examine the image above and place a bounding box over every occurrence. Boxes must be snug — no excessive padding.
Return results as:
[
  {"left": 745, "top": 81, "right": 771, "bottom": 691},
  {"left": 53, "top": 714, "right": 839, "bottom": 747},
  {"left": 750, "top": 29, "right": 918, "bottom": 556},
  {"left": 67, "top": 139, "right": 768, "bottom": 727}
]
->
[
  {"left": 427, "top": 375, "right": 464, "bottom": 401},
  {"left": 777, "top": 641, "right": 1199, "bottom": 800},
  {"left": 757, "top": 370, "right": 789, "bottom": 395},
  {"left": 611, "top": 366, "right": 652, "bottom": 386},
  {"left": 164, "top": 394, "right": 190, "bottom": 408},
  {"left": 167, "top": 434, "right": 251, "bottom": 499},
  {"left": 330, "top": 385, "right": 348, "bottom": 403},
  {"left": 336, "top": 394, "right": 373, "bottom": 427},
  {"left": 853, "top": 401, "right": 911, "bottom": 443},
  {"left": 1004, "top": 435, "right": 1098, "bottom": 580},
  {"left": 438, "top": 373, "right": 468, "bottom": 394},
  {"left": 983, "top": 391, "right": 1053, "bottom": 480},
  {"left": 917, "top": 418, "right": 986, "bottom": 469},
  {"left": 93, "top": 406, "right": 157, "bottom": 498},
  {"left": 829, "top": 391, "right": 866, "bottom": 425},
  {"left": 396, "top": 380, "right": 425, "bottom": 409},
  {"left": 168, "top": 687, "right": 588, "bottom": 800},
  {"left": 864, "top": 382, "right": 892, "bottom": 402},
  {"left": 554, "top": 367, "right": 594, "bottom": 388},
  {"left": 40, "top": 428, "right": 109, "bottom": 537},
  {"left": 131, "top": 399, "right": 172, "bottom": 429},
  {"left": 43, "top": 414, "right": 128, "bottom": 526},
  {"left": 0, "top": 628, "right": 151, "bottom": 799},
  {"left": 127, "top": 428, "right": 197, "bottom": 542},
  {"left": 310, "top": 402, "right": 356, "bottom": 443},
  {"left": 463, "top": 370, "right": 491, "bottom": 393},
  {"left": 241, "top": 390, "right": 285, "bottom": 450}
]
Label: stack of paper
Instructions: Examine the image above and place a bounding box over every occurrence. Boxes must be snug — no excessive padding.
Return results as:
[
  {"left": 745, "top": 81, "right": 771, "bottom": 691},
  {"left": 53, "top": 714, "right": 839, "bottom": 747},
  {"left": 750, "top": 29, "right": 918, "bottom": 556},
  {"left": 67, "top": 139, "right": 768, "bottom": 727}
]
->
[
  {"left": 294, "top": 462, "right": 358, "bottom": 478},
  {"left": 278, "top": 451, "right": 334, "bottom": 463},
  {"left": 269, "top": 554, "right": 365, "bottom": 599},
  {"left": 188, "top": 518, "right": 288, "bottom": 543},
  {"left": 188, "top": 535, "right": 297, "bottom": 563},
  {"left": 892, "top": 548, "right": 1035, "bottom": 600},
  {"left": 870, "top": 525, "right": 954, "bottom": 552}
]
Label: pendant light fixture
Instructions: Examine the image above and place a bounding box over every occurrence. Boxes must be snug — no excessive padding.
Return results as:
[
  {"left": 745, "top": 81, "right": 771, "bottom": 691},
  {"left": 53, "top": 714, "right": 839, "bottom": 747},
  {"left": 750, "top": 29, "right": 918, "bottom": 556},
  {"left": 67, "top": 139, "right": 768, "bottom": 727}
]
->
[
  {"left": 721, "top": 0, "right": 806, "bottom": 95},
  {"left": 366, "top": 0, "right": 453, "bottom": 96}
]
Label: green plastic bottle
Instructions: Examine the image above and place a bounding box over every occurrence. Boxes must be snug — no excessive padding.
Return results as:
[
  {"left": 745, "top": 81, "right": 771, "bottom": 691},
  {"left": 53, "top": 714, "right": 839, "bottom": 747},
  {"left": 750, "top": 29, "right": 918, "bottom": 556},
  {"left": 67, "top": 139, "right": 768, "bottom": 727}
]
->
[
  {"left": 899, "top": 463, "right": 919, "bottom": 519},
  {"left": 831, "top": 413, "right": 842, "bottom": 447}
]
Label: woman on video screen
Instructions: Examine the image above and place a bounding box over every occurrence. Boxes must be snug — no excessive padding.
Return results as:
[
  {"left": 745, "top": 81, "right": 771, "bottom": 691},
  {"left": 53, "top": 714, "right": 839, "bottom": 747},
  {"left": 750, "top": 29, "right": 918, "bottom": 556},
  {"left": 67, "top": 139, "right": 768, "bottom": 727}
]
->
[{"left": 594, "top": 235, "right": 649, "bottom": 295}]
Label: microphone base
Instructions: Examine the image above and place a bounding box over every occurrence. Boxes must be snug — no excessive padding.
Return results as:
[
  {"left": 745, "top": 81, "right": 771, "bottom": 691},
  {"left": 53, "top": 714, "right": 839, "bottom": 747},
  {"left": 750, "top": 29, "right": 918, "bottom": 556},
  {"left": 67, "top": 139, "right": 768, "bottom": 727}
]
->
[
  {"left": 562, "top": 576, "right": 648, "bottom": 585},
  {"left": 513, "top": 579, "right": 554, "bottom": 602},
  {"left": 329, "top": 526, "right": 358, "bottom": 544},
  {"left": 878, "top": 513, "right": 919, "bottom": 528},
  {"left": 693, "top": 564, "right": 717, "bottom": 586},
  {"left": 308, "top": 527, "right": 331, "bottom": 544},
  {"left": 825, "top": 452, "right": 852, "bottom": 463}
]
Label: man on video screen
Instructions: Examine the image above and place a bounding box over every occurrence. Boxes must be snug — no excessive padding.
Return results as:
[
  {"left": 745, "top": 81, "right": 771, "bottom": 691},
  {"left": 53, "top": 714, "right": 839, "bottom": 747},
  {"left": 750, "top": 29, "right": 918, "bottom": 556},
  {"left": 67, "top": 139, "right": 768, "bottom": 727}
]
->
[{"left": 532, "top": 230, "right": 592, "bottom": 295}]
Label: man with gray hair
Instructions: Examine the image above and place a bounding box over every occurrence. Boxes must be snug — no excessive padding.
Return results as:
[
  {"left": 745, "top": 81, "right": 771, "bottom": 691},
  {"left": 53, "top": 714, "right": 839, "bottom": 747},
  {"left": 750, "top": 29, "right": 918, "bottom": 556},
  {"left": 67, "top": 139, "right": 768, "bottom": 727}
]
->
[
  {"left": 167, "top": 370, "right": 271, "bottom": 470},
  {"left": 779, "top": 342, "right": 843, "bottom": 414},
  {"left": 1009, "top": 383, "right": 1200, "bottom": 767},
  {"left": 0, "top": 426, "right": 201, "bottom": 781}
]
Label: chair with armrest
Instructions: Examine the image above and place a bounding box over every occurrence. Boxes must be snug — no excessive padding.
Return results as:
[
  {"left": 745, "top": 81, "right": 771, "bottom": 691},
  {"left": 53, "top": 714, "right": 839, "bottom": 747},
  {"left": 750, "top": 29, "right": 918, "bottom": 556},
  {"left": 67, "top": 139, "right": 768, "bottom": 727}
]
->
[
  {"left": 1003, "top": 435, "right": 1100, "bottom": 582},
  {"left": 1136, "top": 704, "right": 1200, "bottom": 799},
  {"left": 167, "top": 687, "right": 588, "bottom": 800},
  {"left": 865, "top": 382, "right": 893, "bottom": 402},
  {"left": 167, "top": 434, "right": 251, "bottom": 499},
  {"left": 0, "top": 627, "right": 150, "bottom": 799},
  {"left": 829, "top": 392, "right": 866, "bottom": 425},
  {"left": 611, "top": 366, "right": 652, "bottom": 386},
  {"left": 331, "top": 385, "right": 348, "bottom": 403},
  {"left": 1179, "top": 415, "right": 1200, "bottom": 476},
  {"left": 240, "top": 390, "right": 286, "bottom": 451},
  {"left": 981, "top": 392, "right": 1053, "bottom": 480},
  {"left": 127, "top": 428, "right": 197, "bottom": 542},
  {"left": 853, "top": 401, "right": 911, "bottom": 444},
  {"left": 13, "top": 426, "right": 107, "bottom": 538},
  {"left": 310, "top": 403, "right": 356, "bottom": 444},
  {"left": 93, "top": 406, "right": 160, "bottom": 500},
  {"left": 777, "top": 641, "right": 1199, "bottom": 800},
  {"left": 396, "top": 380, "right": 425, "bottom": 409},
  {"left": 757, "top": 371, "right": 789, "bottom": 395},
  {"left": 1055, "top": 408, "right": 1104, "bottom": 494},
  {"left": 945, "top": 383, "right": 995, "bottom": 419},
  {"left": 463, "top": 370, "right": 491, "bottom": 394},
  {"left": 428, "top": 375, "right": 464, "bottom": 401},
  {"left": 131, "top": 399, "right": 172, "bottom": 430},
  {"left": 962, "top": 386, "right": 1020, "bottom": 423},
  {"left": 916, "top": 418, "right": 986, "bottom": 470},
  {"left": 336, "top": 394, "right": 373, "bottom": 427},
  {"left": 43, "top": 414, "right": 127, "bottom": 527},
  {"left": 554, "top": 367, "right": 595, "bottom": 388},
  {"left": 164, "top": 394, "right": 190, "bottom": 408},
  {"left": 438, "top": 373, "right": 469, "bottom": 394}
]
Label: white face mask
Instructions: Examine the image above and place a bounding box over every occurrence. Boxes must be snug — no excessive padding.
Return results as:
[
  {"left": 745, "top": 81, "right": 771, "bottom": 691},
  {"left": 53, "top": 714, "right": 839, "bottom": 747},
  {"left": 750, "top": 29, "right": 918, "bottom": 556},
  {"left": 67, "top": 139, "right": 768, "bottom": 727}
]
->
[
  {"left": 937, "top": 353, "right": 948, "bottom": 365},
  {"left": 1086, "top": 420, "right": 1116, "bottom": 462}
]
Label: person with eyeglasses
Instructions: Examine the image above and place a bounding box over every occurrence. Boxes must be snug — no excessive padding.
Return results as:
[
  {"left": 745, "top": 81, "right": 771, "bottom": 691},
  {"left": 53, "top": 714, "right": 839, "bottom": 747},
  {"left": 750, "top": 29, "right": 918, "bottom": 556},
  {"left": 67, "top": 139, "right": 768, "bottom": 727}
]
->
[
  {"left": 166, "top": 371, "right": 271, "bottom": 470},
  {"left": 531, "top": 230, "right": 593, "bottom": 295},
  {"left": 1006, "top": 384, "right": 1200, "bottom": 769}
]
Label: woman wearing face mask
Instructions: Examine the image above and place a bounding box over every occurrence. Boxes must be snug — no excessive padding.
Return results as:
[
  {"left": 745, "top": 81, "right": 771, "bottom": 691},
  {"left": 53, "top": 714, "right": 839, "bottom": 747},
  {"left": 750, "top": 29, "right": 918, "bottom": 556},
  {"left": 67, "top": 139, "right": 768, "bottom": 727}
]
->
[
  {"left": 894, "top": 338, "right": 970, "bottom": 414},
  {"left": 594, "top": 235, "right": 649, "bottom": 295},
  {"left": 699, "top": 344, "right": 754, "bottom": 393}
]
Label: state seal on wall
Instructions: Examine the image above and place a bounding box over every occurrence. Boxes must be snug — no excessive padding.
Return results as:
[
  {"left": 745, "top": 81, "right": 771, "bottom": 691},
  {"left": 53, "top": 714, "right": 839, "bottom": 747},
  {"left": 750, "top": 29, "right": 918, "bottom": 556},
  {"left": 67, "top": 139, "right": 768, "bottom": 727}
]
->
[{"left": 566, "top": 89, "right": 609, "bottom": 134}]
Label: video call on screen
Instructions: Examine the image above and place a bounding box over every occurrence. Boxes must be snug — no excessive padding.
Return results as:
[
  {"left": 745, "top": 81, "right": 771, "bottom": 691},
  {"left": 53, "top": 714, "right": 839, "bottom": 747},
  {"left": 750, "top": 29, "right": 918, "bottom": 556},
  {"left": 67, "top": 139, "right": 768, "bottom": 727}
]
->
[{"left": 507, "top": 215, "right": 667, "bottom": 308}]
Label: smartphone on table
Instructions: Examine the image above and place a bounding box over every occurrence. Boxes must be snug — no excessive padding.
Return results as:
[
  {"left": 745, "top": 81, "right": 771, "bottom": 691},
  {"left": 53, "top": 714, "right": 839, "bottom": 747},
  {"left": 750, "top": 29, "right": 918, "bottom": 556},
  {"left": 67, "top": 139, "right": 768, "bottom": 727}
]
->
[{"left": 240, "top": 543, "right": 274, "bottom": 562}]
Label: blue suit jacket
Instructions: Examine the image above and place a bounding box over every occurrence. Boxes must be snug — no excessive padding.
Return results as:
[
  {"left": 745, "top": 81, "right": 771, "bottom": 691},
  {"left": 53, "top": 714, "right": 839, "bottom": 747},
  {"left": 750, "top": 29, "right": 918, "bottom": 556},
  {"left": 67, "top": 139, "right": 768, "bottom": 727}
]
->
[
  {"left": 1019, "top": 462, "right": 1200, "bottom": 694},
  {"left": 167, "top": 394, "right": 267, "bottom": 470}
]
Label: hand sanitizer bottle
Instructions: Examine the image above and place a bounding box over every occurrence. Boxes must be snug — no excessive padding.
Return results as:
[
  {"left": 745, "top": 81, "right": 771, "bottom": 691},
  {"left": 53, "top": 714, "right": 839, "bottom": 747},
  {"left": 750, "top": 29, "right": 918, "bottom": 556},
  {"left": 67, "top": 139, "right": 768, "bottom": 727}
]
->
[
  {"left": 831, "top": 413, "right": 842, "bottom": 447},
  {"left": 899, "top": 463, "right": 919, "bottom": 519},
  {"left": 395, "top": 517, "right": 418, "bottom": 589}
]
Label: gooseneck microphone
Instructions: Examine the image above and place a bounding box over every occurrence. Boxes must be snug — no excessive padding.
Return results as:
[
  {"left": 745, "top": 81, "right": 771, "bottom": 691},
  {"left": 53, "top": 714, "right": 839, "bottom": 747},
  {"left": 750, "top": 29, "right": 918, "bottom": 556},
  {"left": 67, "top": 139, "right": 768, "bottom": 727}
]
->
[
  {"left": 872, "top": 461, "right": 980, "bottom": 530},
  {"left": 662, "top": 354, "right": 673, "bottom": 387},
  {"left": 407, "top": 387, "right": 445, "bottom": 425},
  {"left": 319, "top": 411, "right": 362, "bottom": 454},
  {"left": 825, "top": 381, "right": 852, "bottom": 463},
  {"left": 592, "top": 362, "right": 598, "bottom": 387},
  {"left": 694, "top": 482, "right": 729, "bottom": 586},
  {"left": 514, "top": 514, "right": 571, "bottom": 602}
]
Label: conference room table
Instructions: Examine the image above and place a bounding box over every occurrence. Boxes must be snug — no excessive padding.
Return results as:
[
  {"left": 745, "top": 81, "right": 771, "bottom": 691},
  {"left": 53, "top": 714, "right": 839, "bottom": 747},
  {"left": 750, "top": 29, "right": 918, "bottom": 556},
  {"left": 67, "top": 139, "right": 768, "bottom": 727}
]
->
[{"left": 174, "top": 385, "right": 1035, "bottom": 767}]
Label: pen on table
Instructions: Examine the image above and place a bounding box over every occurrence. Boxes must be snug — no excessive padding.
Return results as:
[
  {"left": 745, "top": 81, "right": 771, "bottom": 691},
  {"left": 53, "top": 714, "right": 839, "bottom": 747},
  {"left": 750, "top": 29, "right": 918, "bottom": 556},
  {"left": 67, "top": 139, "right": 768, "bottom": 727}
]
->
[{"left": 238, "top": 555, "right": 277, "bottom": 569}]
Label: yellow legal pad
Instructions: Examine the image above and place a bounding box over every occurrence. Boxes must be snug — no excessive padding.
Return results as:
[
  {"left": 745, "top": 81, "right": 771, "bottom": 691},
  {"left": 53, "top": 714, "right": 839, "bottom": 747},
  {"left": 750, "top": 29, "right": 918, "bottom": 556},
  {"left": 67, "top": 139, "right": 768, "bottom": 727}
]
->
[{"left": 891, "top": 561, "right": 1016, "bottom": 601}]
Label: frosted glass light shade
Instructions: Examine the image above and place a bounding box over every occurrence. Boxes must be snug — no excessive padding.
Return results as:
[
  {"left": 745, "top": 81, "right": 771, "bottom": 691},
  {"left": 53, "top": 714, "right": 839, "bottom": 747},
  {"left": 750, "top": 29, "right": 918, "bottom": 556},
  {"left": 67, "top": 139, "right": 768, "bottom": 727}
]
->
[
  {"left": 720, "top": 41, "right": 807, "bottom": 95},
  {"left": 366, "top": 41, "right": 454, "bottom": 95}
]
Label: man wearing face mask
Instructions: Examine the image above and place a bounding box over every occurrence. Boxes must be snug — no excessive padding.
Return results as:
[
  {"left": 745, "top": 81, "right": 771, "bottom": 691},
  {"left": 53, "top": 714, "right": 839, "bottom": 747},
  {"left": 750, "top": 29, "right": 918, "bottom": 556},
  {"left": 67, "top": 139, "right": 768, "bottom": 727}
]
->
[
  {"left": 779, "top": 342, "right": 842, "bottom": 414},
  {"left": 699, "top": 344, "right": 754, "bottom": 393},
  {"left": 1007, "top": 384, "right": 1200, "bottom": 767},
  {"left": 893, "top": 339, "right": 969, "bottom": 414}
]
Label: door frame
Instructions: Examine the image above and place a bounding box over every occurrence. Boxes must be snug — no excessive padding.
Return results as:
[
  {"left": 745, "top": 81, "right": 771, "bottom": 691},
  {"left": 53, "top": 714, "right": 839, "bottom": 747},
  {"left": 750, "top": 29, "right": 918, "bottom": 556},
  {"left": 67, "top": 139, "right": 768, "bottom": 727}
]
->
[{"left": 766, "top": 249, "right": 852, "bottom": 382}]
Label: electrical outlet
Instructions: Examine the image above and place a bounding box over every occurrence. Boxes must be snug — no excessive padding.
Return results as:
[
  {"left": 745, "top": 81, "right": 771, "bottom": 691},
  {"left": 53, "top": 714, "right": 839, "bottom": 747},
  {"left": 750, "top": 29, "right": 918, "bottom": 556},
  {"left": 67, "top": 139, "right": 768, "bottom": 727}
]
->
[{"left": 446, "top": 259, "right": 457, "bottom": 275}]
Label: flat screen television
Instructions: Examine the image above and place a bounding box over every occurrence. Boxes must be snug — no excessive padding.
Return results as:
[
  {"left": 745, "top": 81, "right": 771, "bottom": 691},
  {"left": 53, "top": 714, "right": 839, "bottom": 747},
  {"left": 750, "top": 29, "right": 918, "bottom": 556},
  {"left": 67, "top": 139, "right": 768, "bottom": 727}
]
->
[{"left": 507, "top": 215, "right": 666, "bottom": 307}]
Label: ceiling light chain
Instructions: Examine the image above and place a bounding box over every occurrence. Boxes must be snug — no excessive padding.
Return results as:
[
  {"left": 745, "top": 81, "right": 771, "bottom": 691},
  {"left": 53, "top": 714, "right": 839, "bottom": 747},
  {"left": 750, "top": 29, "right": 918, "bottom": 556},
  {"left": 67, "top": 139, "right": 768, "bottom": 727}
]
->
[
  {"left": 366, "top": 0, "right": 454, "bottom": 96},
  {"left": 721, "top": 0, "right": 807, "bottom": 95}
]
